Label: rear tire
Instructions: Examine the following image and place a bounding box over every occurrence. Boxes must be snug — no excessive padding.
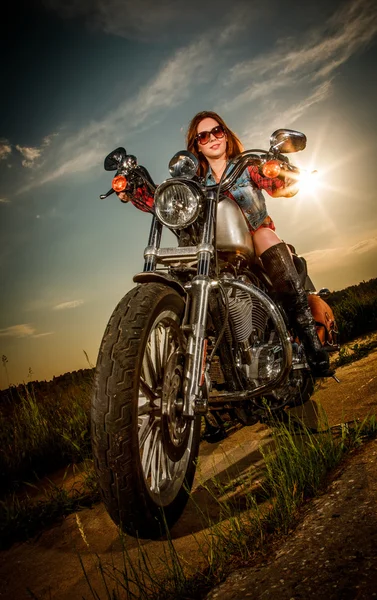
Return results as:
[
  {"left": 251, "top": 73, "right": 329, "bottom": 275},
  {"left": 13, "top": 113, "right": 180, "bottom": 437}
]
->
[{"left": 91, "top": 283, "right": 201, "bottom": 538}]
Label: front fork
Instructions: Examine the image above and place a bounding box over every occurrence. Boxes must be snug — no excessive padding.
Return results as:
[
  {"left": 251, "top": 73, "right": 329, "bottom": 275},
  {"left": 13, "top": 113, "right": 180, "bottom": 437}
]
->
[
  {"left": 183, "top": 193, "right": 216, "bottom": 418},
  {"left": 183, "top": 277, "right": 213, "bottom": 417}
]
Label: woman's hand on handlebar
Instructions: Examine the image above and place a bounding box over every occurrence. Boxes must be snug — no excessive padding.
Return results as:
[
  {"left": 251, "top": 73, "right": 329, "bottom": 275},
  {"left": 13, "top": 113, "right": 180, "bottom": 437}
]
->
[{"left": 117, "top": 190, "right": 132, "bottom": 203}]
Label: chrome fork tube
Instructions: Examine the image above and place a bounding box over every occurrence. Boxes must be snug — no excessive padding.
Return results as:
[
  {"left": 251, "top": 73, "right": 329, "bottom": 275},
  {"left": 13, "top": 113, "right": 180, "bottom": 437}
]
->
[
  {"left": 183, "top": 193, "right": 216, "bottom": 417},
  {"left": 143, "top": 216, "right": 162, "bottom": 272},
  {"left": 183, "top": 277, "right": 212, "bottom": 417}
]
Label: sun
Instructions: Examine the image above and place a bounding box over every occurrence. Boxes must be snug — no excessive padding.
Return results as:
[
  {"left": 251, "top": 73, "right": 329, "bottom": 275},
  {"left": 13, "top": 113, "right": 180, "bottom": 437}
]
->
[{"left": 297, "top": 169, "right": 321, "bottom": 197}]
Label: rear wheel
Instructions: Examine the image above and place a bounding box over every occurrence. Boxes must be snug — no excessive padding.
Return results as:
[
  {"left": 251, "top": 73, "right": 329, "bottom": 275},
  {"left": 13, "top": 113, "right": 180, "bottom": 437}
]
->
[{"left": 91, "top": 283, "right": 201, "bottom": 538}]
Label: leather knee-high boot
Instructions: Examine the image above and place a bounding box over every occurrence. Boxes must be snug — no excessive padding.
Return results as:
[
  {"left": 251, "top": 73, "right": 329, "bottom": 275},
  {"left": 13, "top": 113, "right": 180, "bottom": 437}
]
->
[{"left": 260, "top": 242, "right": 334, "bottom": 377}]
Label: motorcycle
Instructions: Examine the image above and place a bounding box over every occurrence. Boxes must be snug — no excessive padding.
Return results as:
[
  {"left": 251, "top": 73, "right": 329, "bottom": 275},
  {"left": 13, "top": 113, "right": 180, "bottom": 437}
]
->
[{"left": 91, "top": 129, "right": 338, "bottom": 538}]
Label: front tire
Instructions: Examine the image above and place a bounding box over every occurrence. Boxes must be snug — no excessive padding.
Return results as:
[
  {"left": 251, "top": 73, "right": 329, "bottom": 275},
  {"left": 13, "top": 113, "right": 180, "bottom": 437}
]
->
[{"left": 91, "top": 283, "right": 201, "bottom": 538}]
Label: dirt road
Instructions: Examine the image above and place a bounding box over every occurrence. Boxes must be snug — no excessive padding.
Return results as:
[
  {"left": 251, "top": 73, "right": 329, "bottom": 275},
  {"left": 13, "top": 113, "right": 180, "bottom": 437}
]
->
[{"left": 1, "top": 350, "right": 377, "bottom": 600}]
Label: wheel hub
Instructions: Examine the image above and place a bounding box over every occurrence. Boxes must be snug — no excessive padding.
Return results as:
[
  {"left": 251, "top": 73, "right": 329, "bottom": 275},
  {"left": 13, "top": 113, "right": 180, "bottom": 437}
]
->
[{"left": 161, "top": 351, "right": 191, "bottom": 461}]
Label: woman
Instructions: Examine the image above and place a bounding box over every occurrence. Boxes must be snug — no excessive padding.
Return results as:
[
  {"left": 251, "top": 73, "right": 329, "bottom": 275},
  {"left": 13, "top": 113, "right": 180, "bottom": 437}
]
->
[{"left": 186, "top": 110, "right": 332, "bottom": 377}]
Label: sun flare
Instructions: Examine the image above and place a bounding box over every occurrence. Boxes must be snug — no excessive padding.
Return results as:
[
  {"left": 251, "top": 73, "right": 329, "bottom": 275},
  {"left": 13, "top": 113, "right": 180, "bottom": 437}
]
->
[{"left": 297, "top": 170, "right": 320, "bottom": 196}]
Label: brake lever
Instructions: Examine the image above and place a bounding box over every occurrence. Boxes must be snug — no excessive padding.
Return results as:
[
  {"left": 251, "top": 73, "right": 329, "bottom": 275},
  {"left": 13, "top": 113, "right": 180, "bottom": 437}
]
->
[{"left": 100, "top": 188, "right": 115, "bottom": 200}]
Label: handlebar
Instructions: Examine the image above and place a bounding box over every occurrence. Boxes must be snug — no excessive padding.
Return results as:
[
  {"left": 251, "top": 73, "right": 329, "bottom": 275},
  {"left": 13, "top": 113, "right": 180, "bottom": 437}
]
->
[
  {"left": 100, "top": 188, "right": 116, "bottom": 200},
  {"left": 100, "top": 148, "right": 299, "bottom": 200},
  {"left": 208, "top": 149, "right": 299, "bottom": 193}
]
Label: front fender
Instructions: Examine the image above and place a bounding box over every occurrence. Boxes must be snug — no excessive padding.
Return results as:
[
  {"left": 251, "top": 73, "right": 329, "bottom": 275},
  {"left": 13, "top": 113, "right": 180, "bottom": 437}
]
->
[{"left": 133, "top": 272, "right": 187, "bottom": 297}]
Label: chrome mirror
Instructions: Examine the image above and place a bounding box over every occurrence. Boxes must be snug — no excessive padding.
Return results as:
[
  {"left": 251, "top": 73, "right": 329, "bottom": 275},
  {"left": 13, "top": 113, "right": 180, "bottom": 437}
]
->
[
  {"left": 104, "top": 147, "right": 127, "bottom": 171},
  {"left": 270, "top": 129, "right": 307, "bottom": 154},
  {"left": 169, "top": 151, "right": 199, "bottom": 179}
]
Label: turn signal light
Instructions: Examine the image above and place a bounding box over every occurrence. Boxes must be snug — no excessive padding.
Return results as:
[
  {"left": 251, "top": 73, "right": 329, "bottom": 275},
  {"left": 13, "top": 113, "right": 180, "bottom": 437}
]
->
[
  {"left": 262, "top": 160, "right": 281, "bottom": 178},
  {"left": 112, "top": 175, "right": 127, "bottom": 192}
]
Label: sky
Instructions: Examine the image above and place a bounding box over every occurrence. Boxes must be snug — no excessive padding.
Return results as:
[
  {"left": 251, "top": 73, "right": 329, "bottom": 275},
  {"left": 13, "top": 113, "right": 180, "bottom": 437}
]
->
[{"left": 1, "top": 0, "right": 377, "bottom": 387}]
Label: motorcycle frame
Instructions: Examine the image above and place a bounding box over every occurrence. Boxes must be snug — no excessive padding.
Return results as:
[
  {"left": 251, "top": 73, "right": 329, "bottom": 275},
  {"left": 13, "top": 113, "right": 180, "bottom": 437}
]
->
[{"left": 135, "top": 189, "right": 293, "bottom": 419}]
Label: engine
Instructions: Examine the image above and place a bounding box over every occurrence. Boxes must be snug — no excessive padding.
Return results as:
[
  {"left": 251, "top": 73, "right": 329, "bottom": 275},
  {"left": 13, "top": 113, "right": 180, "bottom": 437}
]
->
[{"left": 223, "top": 285, "right": 284, "bottom": 386}]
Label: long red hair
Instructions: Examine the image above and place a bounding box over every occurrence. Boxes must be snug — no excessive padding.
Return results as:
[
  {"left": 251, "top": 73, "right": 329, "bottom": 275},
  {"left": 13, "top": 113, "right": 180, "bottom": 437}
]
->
[{"left": 186, "top": 111, "right": 244, "bottom": 178}]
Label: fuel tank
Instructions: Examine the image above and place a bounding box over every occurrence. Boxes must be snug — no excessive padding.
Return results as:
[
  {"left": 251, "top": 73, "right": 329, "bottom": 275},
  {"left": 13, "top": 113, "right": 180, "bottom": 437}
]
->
[{"left": 216, "top": 195, "right": 255, "bottom": 262}]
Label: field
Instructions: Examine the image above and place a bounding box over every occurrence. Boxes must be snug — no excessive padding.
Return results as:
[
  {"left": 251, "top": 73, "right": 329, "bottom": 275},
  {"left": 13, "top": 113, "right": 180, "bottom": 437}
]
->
[{"left": 0, "top": 277, "right": 377, "bottom": 598}]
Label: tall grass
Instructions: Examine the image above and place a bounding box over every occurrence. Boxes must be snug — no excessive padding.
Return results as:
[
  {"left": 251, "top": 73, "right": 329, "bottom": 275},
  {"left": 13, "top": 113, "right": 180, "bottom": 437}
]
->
[
  {"left": 73, "top": 411, "right": 377, "bottom": 600},
  {"left": 0, "top": 378, "right": 93, "bottom": 494}
]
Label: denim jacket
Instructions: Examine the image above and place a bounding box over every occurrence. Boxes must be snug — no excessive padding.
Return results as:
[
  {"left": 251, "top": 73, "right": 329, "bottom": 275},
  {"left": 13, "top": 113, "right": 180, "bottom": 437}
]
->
[{"left": 205, "top": 163, "right": 285, "bottom": 231}]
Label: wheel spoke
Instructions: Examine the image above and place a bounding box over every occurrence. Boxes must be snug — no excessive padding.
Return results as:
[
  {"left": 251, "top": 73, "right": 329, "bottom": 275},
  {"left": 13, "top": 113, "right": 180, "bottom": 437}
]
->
[
  {"left": 160, "top": 442, "right": 173, "bottom": 482},
  {"left": 162, "top": 325, "right": 173, "bottom": 366},
  {"left": 151, "top": 436, "right": 162, "bottom": 492},
  {"left": 151, "top": 326, "right": 163, "bottom": 383},
  {"left": 142, "top": 342, "right": 158, "bottom": 389},
  {"left": 139, "top": 377, "right": 159, "bottom": 404},
  {"left": 136, "top": 308, "right": 195, "bottom": 506},
  {"left": 139, "top": 416, "right": 155, "bottom": 449},
  {"left": 142, "top": 426, "right": 159, "bottom": 481}
]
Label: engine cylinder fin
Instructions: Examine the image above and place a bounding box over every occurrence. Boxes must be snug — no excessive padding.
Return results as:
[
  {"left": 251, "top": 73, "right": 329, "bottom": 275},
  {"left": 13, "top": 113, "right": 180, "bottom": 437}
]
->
[{"left": 222, "top": 289, "right": 269, "bottom": 343}]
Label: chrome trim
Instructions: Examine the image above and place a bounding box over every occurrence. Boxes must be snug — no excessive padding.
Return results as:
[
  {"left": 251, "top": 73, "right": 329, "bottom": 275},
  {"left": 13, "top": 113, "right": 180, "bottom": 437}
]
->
[
  {"left": 144, "top": 246, "right": 197, "bottom": 262},
  {"left": 143, "top": 244, "right": 214, "bottom": 264},
  {"left": 269, "top": 129, "right": 307, "bottom": 154},
  {"left": 154, "top": 179, "right": 203, "bottom": 229},
  {"left": 168, "top": 151, "right": 199, "bottom": 179},
  {"left": 197, "top": 243, "right": 214, "bottom": 255},
  {"left": 183, "top": 276, "right": 212, "bottom": 417},
  {"left": 122, "top": 154, "right": 137, "bottom": 170},
  {"left": 215, "top": 279, "right": 292, "bottom": 401},
  {"left": 144, "top": 245, "right": 158, "bottom": 257}
]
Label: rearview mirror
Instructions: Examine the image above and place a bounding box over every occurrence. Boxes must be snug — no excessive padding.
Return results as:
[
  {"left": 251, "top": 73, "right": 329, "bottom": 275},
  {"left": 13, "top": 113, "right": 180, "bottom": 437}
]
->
[
  {"left": 104, "top": 147, "right": 127, "bottom": 171},
  {"left": 169, "top": 151, "right": 199, "bottom": 179},
  {"left": 270, "top": 129, "right": 307, "bottom": 154}
]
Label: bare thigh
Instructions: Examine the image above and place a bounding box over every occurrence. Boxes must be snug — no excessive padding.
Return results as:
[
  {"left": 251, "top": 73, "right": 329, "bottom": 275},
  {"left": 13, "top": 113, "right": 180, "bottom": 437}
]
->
[{"left": 252, "top": 227, "right": 282, "bottom": 257}]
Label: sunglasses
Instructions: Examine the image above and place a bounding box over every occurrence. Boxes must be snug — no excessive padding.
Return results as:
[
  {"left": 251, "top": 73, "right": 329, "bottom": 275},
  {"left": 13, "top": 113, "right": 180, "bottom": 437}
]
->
[{"left": 196, "top": 125, "right": 226, "bottom": 145}]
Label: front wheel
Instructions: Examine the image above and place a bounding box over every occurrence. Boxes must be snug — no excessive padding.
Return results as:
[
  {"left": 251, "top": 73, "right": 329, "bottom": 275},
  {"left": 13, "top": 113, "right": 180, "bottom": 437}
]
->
[{"left": 91, "top": 283, "right": 201, "bottom": 538}]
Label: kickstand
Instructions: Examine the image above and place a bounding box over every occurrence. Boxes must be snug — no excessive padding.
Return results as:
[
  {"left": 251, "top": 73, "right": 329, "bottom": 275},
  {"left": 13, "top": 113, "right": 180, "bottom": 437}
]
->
[{"left": 332, "top": 374, "right": 341, "bottom": 383}]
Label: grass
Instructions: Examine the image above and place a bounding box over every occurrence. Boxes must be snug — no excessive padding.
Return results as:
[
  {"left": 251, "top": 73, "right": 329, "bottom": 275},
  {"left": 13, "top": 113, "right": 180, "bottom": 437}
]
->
[
  {"left": 0, "top": 378, "right": 93, "bottom": 495},
  {"left": 333, "top": 337, "right": 377, "bottom": 368},
  {"left": 1, "top": 280, "right": 377, "bottom": 594},
  {"left": 71, "top": 409, "right": 377, "bottom": 600},
  {"left": 0, "top": 376, "right": 98, "bottom": 550},
  {"left": 0, "top": 460, "right": 99, "bottom": 551}
]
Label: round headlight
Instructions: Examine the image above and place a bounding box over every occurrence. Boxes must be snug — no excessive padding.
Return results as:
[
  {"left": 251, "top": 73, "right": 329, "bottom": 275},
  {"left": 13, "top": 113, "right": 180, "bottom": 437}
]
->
[{"left": 155, "top": 180, "right": 201, "bottom": 229}]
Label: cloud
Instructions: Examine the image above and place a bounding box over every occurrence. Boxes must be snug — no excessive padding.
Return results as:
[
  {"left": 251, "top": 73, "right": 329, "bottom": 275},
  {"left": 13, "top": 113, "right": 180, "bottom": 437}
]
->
[
  {"left": 352, "top": 238, "right": 377, "bottom": 254},
  {"left": 0, "top": 324, "right": 55, "bottom": 339},
  {"left": 15, "top": 145, "right": 43, "bottom": 168},
  {"left": 42, "top": 133, "right": 59, "bottom": 147},
  {"left": 53, "top": 299, "right": 84, "bottom": 310},
  {"left": 32, "top": 331, "right": 55, "bottom": 338},
  {"left": 240, "top": 80, "right": 333, "bottom": 145},
  {"left": 14, "top": 0, "right": 377, "bottom": 195},
  {"left": 222, "top": 79, "right": 290, "bottom": 112},
  {"left": 14, "top": 134, "right": 58, "bottom": 169},
  {"left": 303, "top": 235, "right": 377, "bottom": 289},
  {"left": 268, "top": 80, "right": 333, "bottom": 126},
  {"left": 304, "top": 237, "right": 377, "bottom": 268},
  {"left": 225, "top": 0, "right": 377, "bottom": 116},
  {"left": 0, "top": 324, "right": 36, "bottom": 338},
  {"left": 17, "top": 20, "right": 238, "bottom": 190},
  {"left": 0, "top": 140, "right": 12, "bottom": 161},
  {"left": 229, "top": 0, "right": 377, "bottom": 87},
  {"left": 0, "top": 198, "right": 10, "bottom": 204}
]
